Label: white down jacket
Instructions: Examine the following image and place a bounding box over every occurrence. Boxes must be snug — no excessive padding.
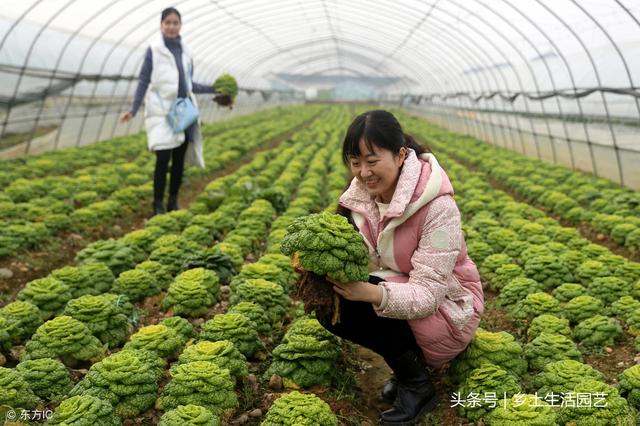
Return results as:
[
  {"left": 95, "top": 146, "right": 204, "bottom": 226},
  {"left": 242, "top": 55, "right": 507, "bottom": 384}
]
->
[{"left": 144, "top": 34, "right": 204, "bottom": 168}]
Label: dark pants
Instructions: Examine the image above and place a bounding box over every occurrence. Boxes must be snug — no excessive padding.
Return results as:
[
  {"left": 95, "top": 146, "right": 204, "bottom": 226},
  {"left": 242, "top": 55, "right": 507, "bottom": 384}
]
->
[
  {"left": 153, "top": 132, "right": 190, "bottom": 202},
  {"left": 320, "top": 276, "right": 420, "bottom": 362}
]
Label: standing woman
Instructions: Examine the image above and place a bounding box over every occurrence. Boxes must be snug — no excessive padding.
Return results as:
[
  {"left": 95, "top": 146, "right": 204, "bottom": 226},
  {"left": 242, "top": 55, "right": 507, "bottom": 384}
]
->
[
  {"left": 119, "top": 7, "right": 217, "bottom": 215},
  {"left": 322, "top": 110, "right": 484, "bottom": 425}
]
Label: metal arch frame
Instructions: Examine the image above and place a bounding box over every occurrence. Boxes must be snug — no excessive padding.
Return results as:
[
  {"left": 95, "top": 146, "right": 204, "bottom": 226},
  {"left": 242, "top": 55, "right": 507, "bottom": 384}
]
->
[
  {"left": 473, "top": 0, "right": 555, "bottom": 163},
  {"left": 410, "top": 0, "right": 542, "bottom": 159},
  {"left": 535, "top": 1, "right": 621, "bottom": 184},
  {"left": 190, "top": 1, "right": 484, "bottom": 96},
  {"left": 186, "top": 13, "right": 438, "bottom": 90},
  {"left": 500, "top": 0, "right": 576, "bottom": 171},
  {"left": 0, "top": 0, "right": 77, "bottom": 143},
  {"left": 371, "top": 0, "right": 440, "bottom": 72},
  {"left": 185, "top": 1, "right": 447, "bottom": 89},
  {"left": 184, "top": 0, "right": 510, "bottom": 143},
  {"left": 0, "top": 0, "right": 637, "bottom": 180},
  {"left": 27, "top": 0, "right": 142, "bottom": 152},
  {"left": 0, "top": 0, "right": 524, "bottom": 138},
  {"left": 270, "top": 49, "right": 402, "bottom": 79},
  {"left": 232, "top": 13, "right": 499, "bottom": 140},
  {"left": 0, "top": 0, "right": 540, "bottom": 151},
  {"left": 570, "top": 0, "right": 637, "bottom": 186},
  {"left": 182, "top": 1, "right": 490, "bottom": 135},
  {"left": 401, "top": 1, "right": 530, "bottom": 152}
]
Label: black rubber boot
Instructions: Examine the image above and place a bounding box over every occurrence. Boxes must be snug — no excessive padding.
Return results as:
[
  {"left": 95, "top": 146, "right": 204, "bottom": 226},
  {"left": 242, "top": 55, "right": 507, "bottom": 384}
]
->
[
  {"left": 379, "top": 351, "right": 439, "bottom": 426},
  {"left": 381, "top": 375, "right": 398, "bottom": 404},
  {"left": 153, "top": 199, "right": 166, "bottom": 216},
  {"left": 167, "top": 195, "right": 179, "bottom": 212}
]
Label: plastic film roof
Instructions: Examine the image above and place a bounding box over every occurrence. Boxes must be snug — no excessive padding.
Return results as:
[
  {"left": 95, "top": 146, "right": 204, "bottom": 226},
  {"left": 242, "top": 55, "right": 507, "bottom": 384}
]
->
[{"left": 2, "top": 0, "right": 640, "bottom": 98}]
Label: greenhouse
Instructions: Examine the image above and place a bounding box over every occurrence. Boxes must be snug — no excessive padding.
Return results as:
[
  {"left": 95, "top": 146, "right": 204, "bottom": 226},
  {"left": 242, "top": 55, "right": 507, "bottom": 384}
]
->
[{"left": 1, "top": 1, "right": 639, "bottom": 425}]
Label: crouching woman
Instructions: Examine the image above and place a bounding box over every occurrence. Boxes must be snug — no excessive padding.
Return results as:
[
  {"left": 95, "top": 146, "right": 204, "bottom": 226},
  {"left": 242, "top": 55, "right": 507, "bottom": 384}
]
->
[{"left": 322, "top": 110, "right": 484, "bottom": 426}]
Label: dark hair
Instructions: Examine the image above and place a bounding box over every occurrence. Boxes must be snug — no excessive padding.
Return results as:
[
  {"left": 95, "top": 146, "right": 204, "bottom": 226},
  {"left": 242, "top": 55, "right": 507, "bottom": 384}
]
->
[
  {"left": 161, "top": 7, "right": 181, "bottom": 22},
  {"left": 341, "top": 110, "right": 429, "bottom": 165}
]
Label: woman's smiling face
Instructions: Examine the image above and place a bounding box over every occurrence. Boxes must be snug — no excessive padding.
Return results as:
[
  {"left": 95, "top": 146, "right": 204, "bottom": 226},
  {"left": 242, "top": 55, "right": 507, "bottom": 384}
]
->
[{"left": 349, "top": 138, "right": 406, "bottom": 203}]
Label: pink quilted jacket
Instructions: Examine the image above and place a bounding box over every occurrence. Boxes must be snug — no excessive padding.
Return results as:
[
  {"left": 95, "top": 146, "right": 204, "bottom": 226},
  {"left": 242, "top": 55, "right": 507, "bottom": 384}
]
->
[{"left": 338, "top": 150, "right": 484, "bottom": 368}]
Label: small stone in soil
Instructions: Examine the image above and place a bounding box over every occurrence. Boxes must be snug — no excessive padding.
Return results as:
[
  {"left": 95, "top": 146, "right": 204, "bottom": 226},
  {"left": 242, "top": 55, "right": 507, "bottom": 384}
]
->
[
  {"left": 0, "top": 268, "right": 13, "bottom": 279},
  {"left": 248, "top": 409, "right": 262, "bottom": 417},
  {"left": 235, "top": 414, "right": 249, "bottom": 424},
  {"left": 246, "top": 374, "right": 257, "bottom": 385},
  {"left": 192, "top": 318, "right": 204, "bottom": 327},
  {"left": 269, "top": 374, "right": 283, "bottom": 390}
]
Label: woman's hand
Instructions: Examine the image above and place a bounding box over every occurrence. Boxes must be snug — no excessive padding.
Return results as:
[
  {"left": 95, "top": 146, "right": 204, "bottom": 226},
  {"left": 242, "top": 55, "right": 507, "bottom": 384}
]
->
[
  {"left": 329, "top": 278, "right": 384, "bottom": 306},
  {"left": 118, "top": 111, "right": 133, "bottom": 123}
]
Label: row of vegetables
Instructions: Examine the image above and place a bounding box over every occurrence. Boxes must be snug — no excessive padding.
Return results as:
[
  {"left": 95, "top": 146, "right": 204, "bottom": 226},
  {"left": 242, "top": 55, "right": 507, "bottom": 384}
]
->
[
  {"left": 0, "top": 106, "right": 350, "bottom": 425},
  {"left": 398, "top": 115, "right": 640, "bottom": 424},
  {"left": 0, "top": 107, "right": 286, "bottom": 186},
  {"left": 0, "top": 106, "right": 324, "bottom": 259},
  {"left": 396, "top": 110, "right": 640, "bottom": 253}
]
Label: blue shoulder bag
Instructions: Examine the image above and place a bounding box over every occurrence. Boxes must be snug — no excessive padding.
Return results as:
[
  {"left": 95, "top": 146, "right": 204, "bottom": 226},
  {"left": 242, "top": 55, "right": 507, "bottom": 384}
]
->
[{"left": 167, "top": 97, "right": 199, "bottom": 133}]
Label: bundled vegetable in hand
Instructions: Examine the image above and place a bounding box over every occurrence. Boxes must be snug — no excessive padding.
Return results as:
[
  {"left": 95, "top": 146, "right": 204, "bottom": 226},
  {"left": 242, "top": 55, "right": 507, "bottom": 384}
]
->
[
  {"left": 281, "top": 212, "right": 369, "bottom": 324},
  {"left": 262, "top": 391, "right": 337, "bottom": 426},
  {"left": 281, "top": 212, "right": 368, "bottom": 283},
  {"left": 212, "top": 74, "right": 238, "bottom": 108},
  {"left": 46, "top": 395, "right": 121, "bottom": 426}
]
